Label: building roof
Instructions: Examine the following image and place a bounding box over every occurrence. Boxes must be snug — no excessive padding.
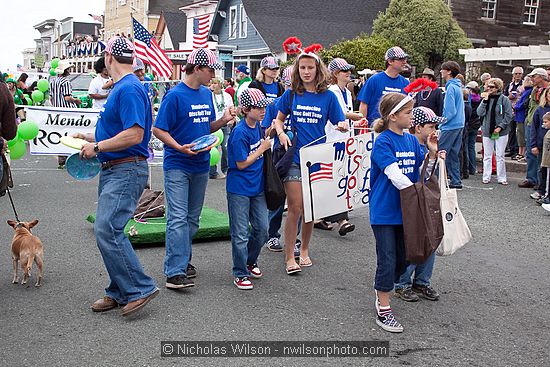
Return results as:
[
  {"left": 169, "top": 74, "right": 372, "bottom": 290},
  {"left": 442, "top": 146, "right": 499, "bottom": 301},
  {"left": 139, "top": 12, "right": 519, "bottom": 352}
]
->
[
  {"left": 162, "top": 11, "right": 188, "bottom": 46},
  {"left": 148, "top": 0, "right": 195, "bottom": 15},
  {"left": 241, "top": 0, "right": 390, "bottom": 52}
]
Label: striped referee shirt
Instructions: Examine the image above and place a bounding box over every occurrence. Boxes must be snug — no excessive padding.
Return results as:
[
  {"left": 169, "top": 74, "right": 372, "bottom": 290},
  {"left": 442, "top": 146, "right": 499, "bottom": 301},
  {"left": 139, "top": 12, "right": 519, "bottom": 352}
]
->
[{"left": 49, "top": 76, "right": 77, "bottom": 108}]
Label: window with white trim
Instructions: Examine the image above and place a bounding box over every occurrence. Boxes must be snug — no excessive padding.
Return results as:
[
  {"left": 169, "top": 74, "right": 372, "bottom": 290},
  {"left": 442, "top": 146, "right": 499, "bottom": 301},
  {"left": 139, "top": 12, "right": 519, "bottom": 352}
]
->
[
  {"left": 524, "top": 0, "right": 539, "bottom": 25},
  {"left": 228, "top": 6, "right": 237, "bottom": 40},
  {"left": 481, "top": 0, "right": 497, "bottom": 19},
  {"left": 239, "top": 5, "right": 247, "bottom": 38}
]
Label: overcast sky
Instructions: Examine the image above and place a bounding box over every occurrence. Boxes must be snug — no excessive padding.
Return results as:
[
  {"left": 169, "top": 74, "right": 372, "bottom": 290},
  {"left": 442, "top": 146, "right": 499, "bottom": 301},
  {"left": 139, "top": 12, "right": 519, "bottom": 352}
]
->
[{"left": 0, "top": 0, "right": 105, "bottom": 72}]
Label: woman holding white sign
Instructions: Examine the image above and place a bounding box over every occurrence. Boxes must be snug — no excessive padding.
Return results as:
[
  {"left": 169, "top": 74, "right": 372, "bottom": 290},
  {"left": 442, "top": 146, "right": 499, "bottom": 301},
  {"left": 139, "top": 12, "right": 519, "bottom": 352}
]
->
[
  {"left": 314, "top": 58, "right": 365, "bottom": 235},
  {"left": 273, "top": 38, "right": 349, "bottom": 275}
]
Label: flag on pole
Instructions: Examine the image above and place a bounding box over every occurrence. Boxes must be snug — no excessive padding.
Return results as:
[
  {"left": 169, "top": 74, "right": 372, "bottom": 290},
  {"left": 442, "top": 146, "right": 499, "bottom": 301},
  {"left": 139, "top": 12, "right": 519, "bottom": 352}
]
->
[
  {"left": 192, "top": 14, "right": 211, "bottom": 49},
  {"left": 132, "top": 17, "right": 173, "bottom": 78},
  {"left": 308, "top": 162, "right": 333, "bottom": 182},
  {"left": 88, "top": 14, "right": 103, "bottom": 23}
]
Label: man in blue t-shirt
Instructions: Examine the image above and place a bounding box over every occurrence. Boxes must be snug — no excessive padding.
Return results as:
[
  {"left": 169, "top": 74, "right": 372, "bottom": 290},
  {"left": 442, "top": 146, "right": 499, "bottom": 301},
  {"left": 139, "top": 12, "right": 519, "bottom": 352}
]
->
[
  {"left": 357, "top": 46, "right": 410, "bottom": 126},
  {"left": 79, "top": 37, "right": 159, "bottom": 317},
  {"left": 152, "top": 48, "right": 237, "bottom": 290}
]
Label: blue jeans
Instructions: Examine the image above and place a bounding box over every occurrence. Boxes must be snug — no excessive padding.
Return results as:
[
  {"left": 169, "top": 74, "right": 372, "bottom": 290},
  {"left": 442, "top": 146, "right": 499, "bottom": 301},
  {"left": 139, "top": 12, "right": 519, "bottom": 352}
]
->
[
  {"left": 467, "top": 129, "right": 478, "bottom": 175},
  {"left": 95, "top": 160, "right": 157, "bottom": 304},
  {"left": 395, "top": 252, "right": 436, "bottom": 289},
  {"left": 439, "top": 128, "right": 463, "bottom": 186},
  {"left": 209, "top": 126, "right": 229, "bottom": 177},
  {"left": 227, "top": 192, "right": 268, "bottom": 278},
  {"left": 163, "top": 169, "right": 208, "bottom": 278},
  {"left": 525, "top": 124, "right": 539, "bottom": 185},
  {"left": 372, "top": 225, "right": 407, "bottom": 292}
]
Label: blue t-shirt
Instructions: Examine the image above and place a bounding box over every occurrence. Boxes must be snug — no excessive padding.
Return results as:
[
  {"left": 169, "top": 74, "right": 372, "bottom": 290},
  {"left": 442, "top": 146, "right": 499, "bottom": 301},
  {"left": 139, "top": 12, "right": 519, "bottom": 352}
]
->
[
  {"left": 95, "top": 73, "right": 152, "bottom": 162},
  {"left": 369, "top": 130, "right": 424, "bottom": 225},
  {"left": 262, "top": 82, "right": 279, "bottom": 99},
  {"left": 277, "top": 89, "right": 345, "bottom": 164},
  {"left": 154, "top": 82, "right": 216, "bottom": 173},
  {"left": 357, "top": 72, "right": 409, "bottom": 125},
  {"left": 226, "top": 119, "right": 264, "bottom": 196}
]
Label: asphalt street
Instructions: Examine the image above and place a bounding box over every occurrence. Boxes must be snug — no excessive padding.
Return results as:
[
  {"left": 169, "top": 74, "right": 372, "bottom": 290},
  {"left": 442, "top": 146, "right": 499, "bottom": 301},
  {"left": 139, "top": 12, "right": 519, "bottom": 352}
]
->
[{"left": 0, "top": 153, "right": 548, "bottom": 367}]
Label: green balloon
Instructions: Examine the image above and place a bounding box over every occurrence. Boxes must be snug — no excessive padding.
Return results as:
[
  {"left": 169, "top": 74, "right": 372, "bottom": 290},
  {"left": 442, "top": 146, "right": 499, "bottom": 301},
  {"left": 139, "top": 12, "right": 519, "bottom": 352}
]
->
[
  {"left": 17, "top": 121, "right": 40, "bottom": 141},
  {"left": 31, "top": 90, "right": 44, "bottom": 103},
  {"left": 209, "top": 147, "right": 221, "bottom": 166},
  {"left": 37, "top": 79, "right": 49, "bottom": 93},
  {"left": 9, "top": 139, "right": 26, "bottom": 160},
  {"left": 51, "top": 58, "right": 60, "bottom": 69},
  {"left": 7, "top": 137, "right": 21, "bottom": 147},
  {"left": 25, "top": 97, "right": 32, "bottom": 105},
  {"left": 213, "top": 130, "right": 224, "bottom": 147},
  {"left": 49, "top": 68, "right": 56, "bottom": 76},
  {"left": 23, "top": 94, "right": 29, "bottom": 99}
]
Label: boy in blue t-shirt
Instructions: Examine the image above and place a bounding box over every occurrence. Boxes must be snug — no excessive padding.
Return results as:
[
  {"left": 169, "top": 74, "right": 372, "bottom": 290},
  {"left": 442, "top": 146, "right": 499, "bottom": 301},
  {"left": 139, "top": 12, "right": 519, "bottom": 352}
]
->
[
  {"left": 226, "top": 88, "right": 273, "bottom": 290},
  {"left": 152, "top": 48, "right": 236, "bottom": 290},
  {"left": 394, "top": 107, "right": 446, "bottom": 303}
]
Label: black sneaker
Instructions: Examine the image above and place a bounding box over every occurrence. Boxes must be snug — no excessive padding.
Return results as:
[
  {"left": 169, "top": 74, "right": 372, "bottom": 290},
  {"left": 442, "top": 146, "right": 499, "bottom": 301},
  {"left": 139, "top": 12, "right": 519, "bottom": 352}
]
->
[
  {"left": 395, "top": 287, "right": 419, "bottom": 302},
  {"left": 412, "top": 284, "right": 440, "bottom": 301},
  {"left": 186, "top": 264, "right": 197, "bottom": 279},
  {"left": 449, "top": 184, "right": 463, "bottom": 190},
  {"left": 166, "top": 275, "right": 194, "bottom": 289}
]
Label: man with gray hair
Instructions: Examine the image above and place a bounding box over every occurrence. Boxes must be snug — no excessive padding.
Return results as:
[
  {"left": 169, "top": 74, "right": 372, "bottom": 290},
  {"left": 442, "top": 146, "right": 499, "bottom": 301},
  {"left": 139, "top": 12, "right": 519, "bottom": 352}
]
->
[
  {"left": 504, "top": 66, "right": 524, "bottom": 158},
  {"left": 480, "top": 73, "right": 491, "bottom": 92}
]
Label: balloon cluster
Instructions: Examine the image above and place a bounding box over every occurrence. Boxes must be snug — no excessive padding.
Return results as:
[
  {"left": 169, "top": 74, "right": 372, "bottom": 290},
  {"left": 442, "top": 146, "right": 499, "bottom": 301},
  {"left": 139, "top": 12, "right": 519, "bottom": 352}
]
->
[
  {"left": 49, "top": 58, "right": 60, "bottom": 77},
  {"left": 6, "top": 121, "right": 40, "bottom": 160},
  {"left": 209, "top": 130, "right": 224, "bottom": 166}
]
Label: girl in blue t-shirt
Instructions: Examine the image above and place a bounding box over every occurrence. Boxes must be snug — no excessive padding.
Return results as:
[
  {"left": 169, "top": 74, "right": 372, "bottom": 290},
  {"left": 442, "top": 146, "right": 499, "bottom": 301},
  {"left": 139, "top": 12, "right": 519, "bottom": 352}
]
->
[
  {"left": 226, "top": 88, "right": 273, "bottom": 290},
  {"left": 273, "top": 52, "right": 349, "bottom": 275},
  {"left": 369, "top": 93, "right": 439, "bottom": 333}
]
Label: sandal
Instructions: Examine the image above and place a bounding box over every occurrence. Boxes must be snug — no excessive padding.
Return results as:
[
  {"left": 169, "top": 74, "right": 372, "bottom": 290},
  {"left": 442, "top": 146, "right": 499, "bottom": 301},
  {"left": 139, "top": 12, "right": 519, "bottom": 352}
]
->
[
  {"left": 314, "top": 220, "right": 332, "bottom": 230},
  {"left": 499, "top": 181, "right": 508, "bottom": 185},
  {"left": 299, "top": 256, "right": 312, "bottom": 267},
  {"left": 286, "top": 264, "right": 301, "bottom": 275},
  {"left": 338, "top": 222, "right": 355, "bottom": 236}
]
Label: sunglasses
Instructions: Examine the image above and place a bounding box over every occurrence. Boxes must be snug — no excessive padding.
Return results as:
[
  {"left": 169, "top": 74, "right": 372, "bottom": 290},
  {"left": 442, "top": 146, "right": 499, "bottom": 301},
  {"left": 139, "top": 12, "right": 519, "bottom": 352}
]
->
[
  {"left": 486, "top": 85, "right": 496, "bottom": 89},
  {"left": 267, "top": 67, "right": 280, "bottom": 71}
]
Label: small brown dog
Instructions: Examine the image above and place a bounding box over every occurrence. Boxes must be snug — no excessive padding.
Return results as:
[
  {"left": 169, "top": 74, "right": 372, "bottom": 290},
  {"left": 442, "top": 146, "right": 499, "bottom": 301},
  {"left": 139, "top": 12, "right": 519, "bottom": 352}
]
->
[{"left": 7, "top": 220, "right": 44, "bottom": 287}]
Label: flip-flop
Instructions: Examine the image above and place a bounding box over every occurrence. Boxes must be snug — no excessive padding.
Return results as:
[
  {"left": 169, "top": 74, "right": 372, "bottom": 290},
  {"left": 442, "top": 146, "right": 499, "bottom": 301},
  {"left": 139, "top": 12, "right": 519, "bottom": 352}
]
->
[
  {"left": 286, "top": 264, "right": 302, "bottom": 275},
  {"left": 299, "top": 256, "right": 312, "bottom": 267},
  {"left": 314, "top": 221, "right": 332, "bottom": 230},
  {"left": 338, "top": 222, "right": 355, "bottom": 236}
]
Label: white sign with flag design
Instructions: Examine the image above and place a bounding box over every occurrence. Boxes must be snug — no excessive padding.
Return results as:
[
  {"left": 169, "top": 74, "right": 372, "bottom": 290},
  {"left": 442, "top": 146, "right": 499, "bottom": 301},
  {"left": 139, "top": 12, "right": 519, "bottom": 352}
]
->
[
  {"left": 25, "top": 106, "right": 99, "bottom": 155},
  {"left": 300, "top": 133, "right": 375, "bottom": 222}
]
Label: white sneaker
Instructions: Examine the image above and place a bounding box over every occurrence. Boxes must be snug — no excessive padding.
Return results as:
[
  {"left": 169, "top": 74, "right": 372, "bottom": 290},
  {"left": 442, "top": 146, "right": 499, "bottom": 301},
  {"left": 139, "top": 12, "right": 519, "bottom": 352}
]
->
[
  {"left": 542, "top": 203, "right": 550, "bottom": 212},
  {"left": 234, "top": 277, "right": 253, "bottom": 290},
  {"left": 531, "top": 192, "right": 542, "bottom": 200}
]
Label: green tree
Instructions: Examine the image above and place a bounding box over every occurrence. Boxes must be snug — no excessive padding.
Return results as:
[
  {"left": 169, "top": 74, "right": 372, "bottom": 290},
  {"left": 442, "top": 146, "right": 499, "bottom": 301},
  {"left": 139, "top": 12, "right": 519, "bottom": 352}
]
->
[
  {"left": 320, "top": 34, "right": 393, "bottom": 71},
  {"left": 372, "top": 0, "right": 472, "bottom": 69}
]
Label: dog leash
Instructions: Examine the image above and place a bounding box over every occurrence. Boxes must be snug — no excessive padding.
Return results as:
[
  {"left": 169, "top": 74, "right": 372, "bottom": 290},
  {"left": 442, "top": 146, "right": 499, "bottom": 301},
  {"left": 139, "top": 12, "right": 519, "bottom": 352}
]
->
[{"left": 6, "top": 187, "right": 21, "bottom": 223}]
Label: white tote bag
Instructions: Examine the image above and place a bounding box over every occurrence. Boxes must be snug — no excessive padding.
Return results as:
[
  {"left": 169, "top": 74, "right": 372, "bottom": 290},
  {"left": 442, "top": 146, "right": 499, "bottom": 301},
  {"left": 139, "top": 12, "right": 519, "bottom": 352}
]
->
[{"left": 437, "top": 158, "right": 472, "bottom": 256}]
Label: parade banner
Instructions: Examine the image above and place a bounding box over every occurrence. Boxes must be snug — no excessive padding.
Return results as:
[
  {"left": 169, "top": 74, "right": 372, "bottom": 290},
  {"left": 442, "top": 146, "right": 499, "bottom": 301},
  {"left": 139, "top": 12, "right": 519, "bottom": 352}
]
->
[
  {"left": 300, "top": 132, "right": 375, "bottom": 222},
  {"left": 25, "top": 106, "right": 99, "bottom": 155}
]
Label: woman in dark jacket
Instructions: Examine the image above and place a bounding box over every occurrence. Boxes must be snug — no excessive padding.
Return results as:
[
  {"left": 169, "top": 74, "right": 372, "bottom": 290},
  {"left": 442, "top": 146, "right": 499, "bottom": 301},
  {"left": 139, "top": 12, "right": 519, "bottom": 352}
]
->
[
  {"left": 477, "top": 78, "right": 513, "bottom": 184},
  {"left": 466, "top": 82, "right": 482, "bottom": 175},
  {"left": 530, "top": 86, "right": 550, "bottom": 198}
]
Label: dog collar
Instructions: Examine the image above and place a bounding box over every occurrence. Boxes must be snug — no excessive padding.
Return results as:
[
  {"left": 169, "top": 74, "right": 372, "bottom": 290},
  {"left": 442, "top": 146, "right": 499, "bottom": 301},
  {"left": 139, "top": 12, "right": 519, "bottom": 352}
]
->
[{"left": 15, "top": 223, "right": 23, "bottom": 229}]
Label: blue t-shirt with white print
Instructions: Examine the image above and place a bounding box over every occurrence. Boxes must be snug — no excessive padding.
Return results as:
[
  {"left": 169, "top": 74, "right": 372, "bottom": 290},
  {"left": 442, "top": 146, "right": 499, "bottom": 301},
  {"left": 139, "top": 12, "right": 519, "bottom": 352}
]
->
[
  {"left": 277, "top": 89, "right": 345, "bottom": 164},
  {"left": 262, "top": 82, "right": 279, "bottom": 99},
  {"left": 369, "top": 130, "right": 424, "bottom": 225},
  {"left": 357, "top": 72, "right": 409, "bottom": 125},
  {"left": 154, "top": 82, "right": 216, "bottom": 173},
  {"left": 226, "top": 119, "right": 264, "bottom": 196}
]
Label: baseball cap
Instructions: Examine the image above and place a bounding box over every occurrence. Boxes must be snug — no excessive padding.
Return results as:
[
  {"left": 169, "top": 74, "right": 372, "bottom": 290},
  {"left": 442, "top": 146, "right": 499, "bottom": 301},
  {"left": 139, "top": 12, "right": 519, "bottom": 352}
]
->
[
  {"left": 187, "top": 48, "right": 224, "bottom": 70},
  {"left": 281, "top": 66, "right": 293, "bottom": 86},
  {"left": 260, "top": 56, "right": 279, "bottom": 69},
  {"left": 133, "top": 58, "right": 145, "bottom": 72},
  {"left": 466, "top": 81, "right": 479, "bottom": 89},
  {"left": 328, "top": 58, "right": 355, "bottom": 72},
  {"left": 238, "top": 88, "right": 272, "bottom": 108},
  {"left": 105, "top": 36, "right": 134, "bottom": 58},
  {"left": 411, "top": 107, "right": 447, "bottom": 127},
  {"left": 235, "top": 64, "right": 250, "bottom": 75},
  {"left": 527, "top": 67, "right": 548, "bottom": 78},
  {"left": 385, "top": 46, "right": 409, "bottom": 61}
]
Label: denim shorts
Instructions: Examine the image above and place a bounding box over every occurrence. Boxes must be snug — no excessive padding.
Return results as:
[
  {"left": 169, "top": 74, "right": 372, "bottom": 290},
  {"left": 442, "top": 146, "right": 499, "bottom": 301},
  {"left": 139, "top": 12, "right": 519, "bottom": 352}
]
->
[{"left": 283, "top": 162, "right": 301, "bottom": 183}]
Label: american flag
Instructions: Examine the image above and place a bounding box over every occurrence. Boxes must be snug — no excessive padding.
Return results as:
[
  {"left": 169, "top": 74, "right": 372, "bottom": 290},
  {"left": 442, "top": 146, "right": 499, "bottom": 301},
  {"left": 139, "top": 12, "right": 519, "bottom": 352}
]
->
[
  {"left": 309, "top": 162, "right": 333, "bottom": 182},
  {"left": 193, "top": 14, "right": 211, "bottom": 49},
  {"left": 132, "top": 17, "right": 173, "bottom": 79},
  {"left": 88, "top": 14, "right": 103, "bottom": 23}
]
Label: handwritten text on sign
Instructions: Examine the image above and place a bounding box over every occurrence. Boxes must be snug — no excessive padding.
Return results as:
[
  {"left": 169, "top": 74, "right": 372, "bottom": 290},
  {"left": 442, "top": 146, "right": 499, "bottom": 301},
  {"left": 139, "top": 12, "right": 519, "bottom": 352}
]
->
[{"left": 300, "top": 133, "right": 375, "bottom": 222}]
